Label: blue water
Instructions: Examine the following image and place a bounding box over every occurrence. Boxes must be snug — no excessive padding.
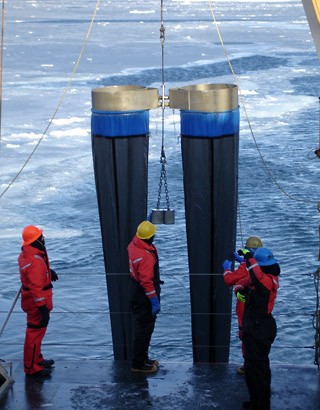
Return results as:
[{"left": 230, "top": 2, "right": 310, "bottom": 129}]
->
[{"left": 0, "top": 0, "right": 319, "bottom": 367}]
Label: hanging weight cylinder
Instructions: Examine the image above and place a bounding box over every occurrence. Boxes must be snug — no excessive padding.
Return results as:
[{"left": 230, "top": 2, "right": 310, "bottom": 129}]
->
[{"left": 151, "top": 208, "right": 175, "bottom": 224}]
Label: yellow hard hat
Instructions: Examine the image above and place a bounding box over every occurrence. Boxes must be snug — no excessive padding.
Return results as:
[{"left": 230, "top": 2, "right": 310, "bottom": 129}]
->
[
  {"left": 136, "top": 221, "right": 157, "bottom": 240},
  {"left": 245, "top": 236, "right": 263, "bottom": 249}
]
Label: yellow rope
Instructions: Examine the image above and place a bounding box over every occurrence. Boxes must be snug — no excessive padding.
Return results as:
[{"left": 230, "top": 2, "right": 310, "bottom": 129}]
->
[
  {"left": 0, "top": 0, "right": 100, "bottom": 200},
  {"left": 207, "top": 0, "right": 319, "bottom": 205},
  {"left": 312, "top": 0, "right": 320, "bottom": 25}
]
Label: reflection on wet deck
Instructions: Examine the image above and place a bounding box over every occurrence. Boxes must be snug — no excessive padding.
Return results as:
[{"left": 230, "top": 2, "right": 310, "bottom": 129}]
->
[{"left": 1, "top": 360, "right": 319, "bottom": 409}]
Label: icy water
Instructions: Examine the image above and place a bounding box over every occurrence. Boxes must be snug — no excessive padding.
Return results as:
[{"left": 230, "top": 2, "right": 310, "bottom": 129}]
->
[{"left": 0, "top": 0, "right": 320, "bottom": 366}]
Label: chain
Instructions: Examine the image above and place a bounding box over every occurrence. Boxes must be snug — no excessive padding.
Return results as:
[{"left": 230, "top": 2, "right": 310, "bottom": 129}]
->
[{"left": 156, "top": 155, "right": 170, "bottom": 210}]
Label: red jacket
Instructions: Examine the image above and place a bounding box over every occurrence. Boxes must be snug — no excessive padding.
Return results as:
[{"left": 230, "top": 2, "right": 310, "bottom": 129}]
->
[
  {"left": 128, "top": 235, "right": 159, "bottom": 299},
  {"left": 224, "top": 262, "right": 248, "bottom": 327},
  {"left": 234, "top": 257, "right": 279, "bottom": 318},
  {"left": 18, "top": 245, "right": 53, "bottom": 312}
]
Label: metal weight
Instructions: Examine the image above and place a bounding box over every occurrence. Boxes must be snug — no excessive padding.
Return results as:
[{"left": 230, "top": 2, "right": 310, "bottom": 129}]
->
[
  {"left": 151, "top": 209, "right": 175, "bottom": 224},
  {"left": 163, "top": 209, "right": 175, "bottom": 224},
  {"left": 151, "top": 209, "right": 164, "bottom": 224}
]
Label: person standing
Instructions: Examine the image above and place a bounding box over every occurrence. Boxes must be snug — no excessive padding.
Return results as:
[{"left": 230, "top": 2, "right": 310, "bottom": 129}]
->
[
  {"left": 234, "top": 247, "right": 280, "bottom": 410},
  {"left": 128, "top": 221, "right": 162, "bottom": 373},
  {"left": 18, "top": 225, "right": 58, "bottom": 376},
  {"left": 222, "top": 236, "right": 263, "bottom": 375}
]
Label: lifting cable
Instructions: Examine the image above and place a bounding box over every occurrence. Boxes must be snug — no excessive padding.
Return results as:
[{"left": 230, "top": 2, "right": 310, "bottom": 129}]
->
[
  {"left": 155, "top": 0, "right": 172, "bottom": 213},
  {"left": 0, "top": 0, "right": 100, "bottom": 201},
  {"left": 207, "top": 0, "right": 319, "bottom": 206}
]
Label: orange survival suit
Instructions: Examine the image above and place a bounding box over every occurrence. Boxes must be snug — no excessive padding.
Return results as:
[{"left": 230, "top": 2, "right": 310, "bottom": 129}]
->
[{"left": 19, "top": 244, "right": 53, "bottom": 374}]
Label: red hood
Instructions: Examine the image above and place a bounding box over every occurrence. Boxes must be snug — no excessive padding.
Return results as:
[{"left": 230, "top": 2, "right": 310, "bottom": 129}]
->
[{"left": 22, "top": 244, "right": 45, "bottom": 258}]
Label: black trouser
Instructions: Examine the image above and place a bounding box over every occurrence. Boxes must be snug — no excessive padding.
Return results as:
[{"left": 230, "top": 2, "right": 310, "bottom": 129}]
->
[
  {"left": 242, "top": 314, "right": 277, "bottom": 410},
  {"left": 131, "top": 280, "right": 156, "bottom": 368}
]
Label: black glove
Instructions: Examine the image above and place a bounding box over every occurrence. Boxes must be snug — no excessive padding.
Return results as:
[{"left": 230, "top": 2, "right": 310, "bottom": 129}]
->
[
  {"left": 38, "top": 305, "right": 50, "bottom": 327},
  {"left": 50, "top": 269, "right": 58, "bottom": 281},
  {"left": 237, "top": 249, "right": 253, "bottom": 260}
]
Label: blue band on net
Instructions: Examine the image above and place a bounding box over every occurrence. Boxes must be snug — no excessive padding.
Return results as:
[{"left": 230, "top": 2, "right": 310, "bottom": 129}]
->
[
  {"left": 180, "top": 107, "right": 239, "bottom": 137},
  {"left": 91, "top": 110, "right": 149, "bottom": 137}
]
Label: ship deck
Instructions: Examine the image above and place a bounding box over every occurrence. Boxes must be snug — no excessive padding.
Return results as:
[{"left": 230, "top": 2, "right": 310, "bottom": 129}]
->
[{"left": 0, "top": 360, "right": 319, "bottom": 409}]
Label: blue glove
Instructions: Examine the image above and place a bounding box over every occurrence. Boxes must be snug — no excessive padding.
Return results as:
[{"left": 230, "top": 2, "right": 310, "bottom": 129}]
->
[
  {"left": 222, "top": 260, "right": 232, "bottom": 271},
  {"left": 146, "top": 212, "right": 152, "bottom": 222},
  {"left": 233, "top": 252, "right": 244, "bottom": 263},
  {"left": 150, "top": 296, "right": 160, "bottom": 316}
]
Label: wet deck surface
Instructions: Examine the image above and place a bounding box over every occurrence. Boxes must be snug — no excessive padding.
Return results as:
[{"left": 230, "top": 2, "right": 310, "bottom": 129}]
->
[{"left": 0, "top": 360, "right": 319, "bottom": 409}]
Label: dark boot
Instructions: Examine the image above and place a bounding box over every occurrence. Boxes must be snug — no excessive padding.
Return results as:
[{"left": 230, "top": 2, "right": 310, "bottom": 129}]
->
[{"left": 38, "top": 359, "right": 55, "bottom": 368}]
